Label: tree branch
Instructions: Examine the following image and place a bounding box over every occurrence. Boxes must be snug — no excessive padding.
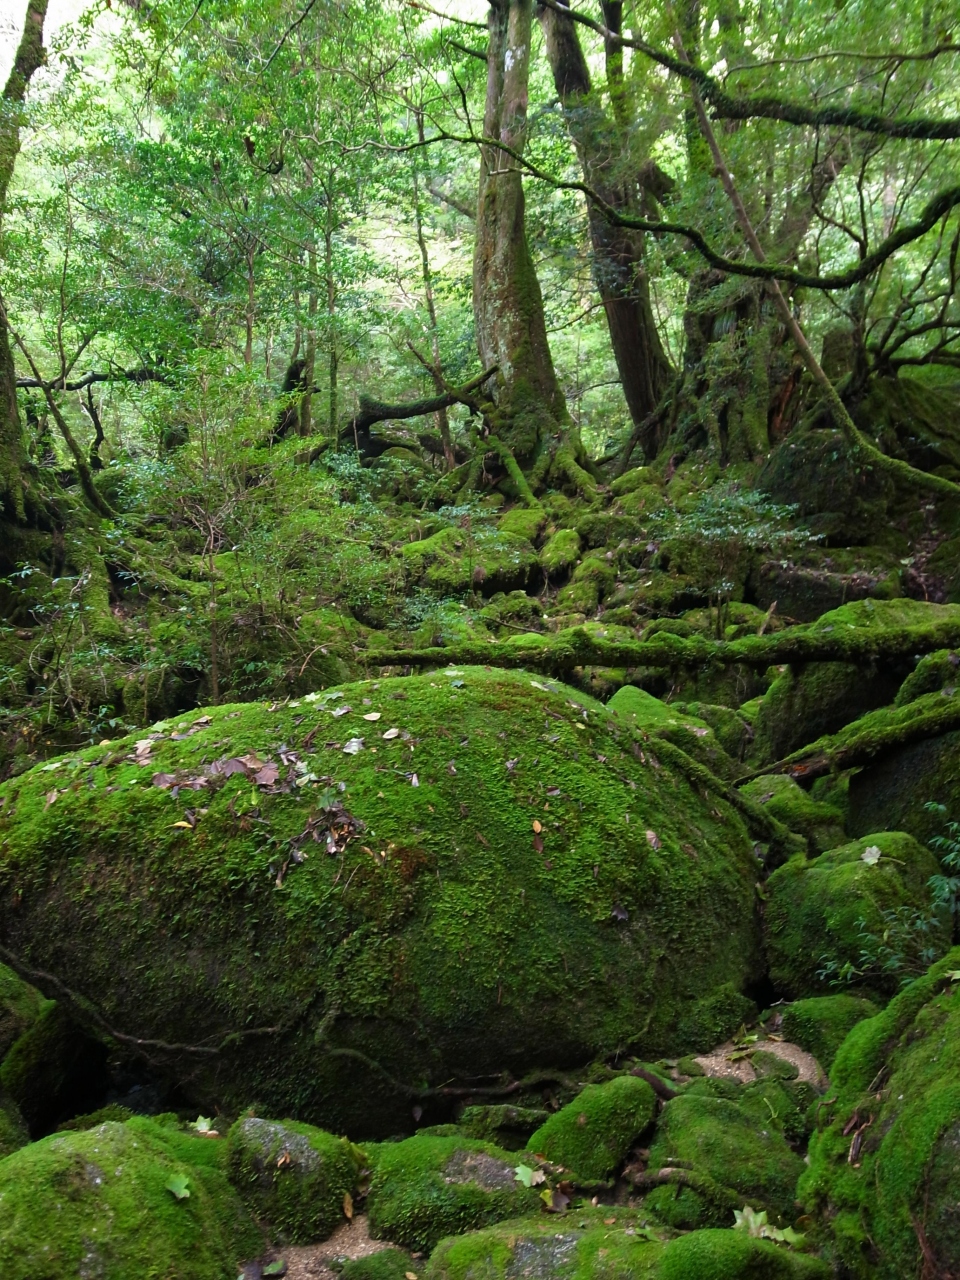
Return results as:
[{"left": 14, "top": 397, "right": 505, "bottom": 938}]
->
[{"left": 15, "top": 366, "right": 172, "bottom": 392}]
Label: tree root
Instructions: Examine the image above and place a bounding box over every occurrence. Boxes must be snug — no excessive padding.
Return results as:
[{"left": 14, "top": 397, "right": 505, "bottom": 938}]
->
[
  {"left": 626, "top": 1163, "right": 741, "bottom": 1212},
  {"left": 0, "top": 942, "right": 292, "bottom": 1065},
  {"left": 738, "top": 691, "right": 960, "bottom": 785}
]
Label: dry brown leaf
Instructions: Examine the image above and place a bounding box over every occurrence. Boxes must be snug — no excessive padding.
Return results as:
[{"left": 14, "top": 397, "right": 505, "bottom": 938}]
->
[{"left": 532, "top": 819, "right": 542, "bottom": 834}]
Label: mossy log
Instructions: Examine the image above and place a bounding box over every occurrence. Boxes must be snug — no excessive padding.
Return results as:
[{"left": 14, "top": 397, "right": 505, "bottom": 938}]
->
[
  {"left": 368, "top": 614, "right": 960, "bottom": 676},
  {"left": 741, "top": 689, "right": 960, "bottom": 784}
]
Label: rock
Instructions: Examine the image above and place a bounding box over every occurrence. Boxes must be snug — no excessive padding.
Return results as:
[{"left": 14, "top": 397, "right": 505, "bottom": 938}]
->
[
  {"left": 0, "top": 669, "right": 763, "bottom": 1137},
  {"left": 644, "top": 1086, "right": 806, "bottom": 1230},
  {"left": 658, "top": 1228, "right": 831, "bottom": 1280},
  {"left": 525, "top": 1075, "right": 657, "bottom": 1181},
  {"left": 539, "top": 527, "right": 581, "bottom": 579},
  {"left": 848, "top": 723, "right": 960, "bottom": 846},
  {"left": 739, "top": 776, "right": 846, "bottom": 856},
  {"left": 778, "top": 996, "right": 879, "bottom": 1073},
  {"left": 457, "top": 1104, "right": 548, "bottom": 1150},
  {"left": 340, "top": 1252, "right": 413, "bottom": 1280},
  {"left": 0, "top": 1083, "right": 27, "bottom": 1158},
  {"left": 401, "top": 528, "right": 536, "bottom": 595},
  {"left": 365, "top": 1134, "right": 539, "bottom": 1253},
  {"left": 607, "top": 685, "right": 738, "bottom": 780},
  {"left": 227, "top": 1116, "right": 364, "bottom": 1244},
  {"left": 750, "top": 599, "right": 960, "bottom": 763},
  {"left": 0, "top": 1001, "right": 109, "bottom": 1137},
  {"left": 764, "top": 831, "right": 948, "bottom": 998},
  {"left": 576, "top": 513, "right": 646, "bottom": 550},
  {"left": 422, "top": 1209, "right": 665, "bottom": 1279},
  {"left": 801, "top": 948, "right": 960, "bottom": 1279},
  {"left": 497, "top": 506, "right": 547, "bottom": 545},
  {"left": 0, "top": 962, "right": 45, "bottom": 1061},
  {"left": 895, "top": 649, "right": 960, "bottom": 705},
  {"left": 0, "top": 1115, "right": 261, "bottom": 1279}
]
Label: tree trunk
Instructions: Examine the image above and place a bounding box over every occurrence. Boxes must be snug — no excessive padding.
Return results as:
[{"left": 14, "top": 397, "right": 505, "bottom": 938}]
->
[
  {"left": 538, "top": 2, "right": 673, "bottom": 429},
  {"left": 0, "top": 0, "right": 49, "bottom": 520},
  {"left": 473, "top": 0, "right": 568, "bottom": 466}
]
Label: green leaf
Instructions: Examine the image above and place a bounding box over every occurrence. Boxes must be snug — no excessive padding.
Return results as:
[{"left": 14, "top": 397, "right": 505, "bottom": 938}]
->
[
  {"left": 514, "top": 1163, "right": 544, "bottom": 1188},
  {"left": 192, "top": 1115, "right": 213, "bottom": 1133},
  {"left": 165, "top": 1172, "right": 191, "bottom": 1200}
]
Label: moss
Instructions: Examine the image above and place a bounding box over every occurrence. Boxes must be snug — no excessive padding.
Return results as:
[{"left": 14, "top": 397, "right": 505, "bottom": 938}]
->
[
  {"left": 778, "top": 996, "right": 879, "bottom": 1072},
  {"left": 895, "top": 649, "right": 960, "bottom": 705},
  {"left": 0, "top": 1117, "right": 261, "bottom": 1279},
  {"left": 576, "top": 514, "right": 645, "bottom": 550},
  {"left": 525, "top": 1075, "right": 656, "bottom": 1180},
  {"left": 339, "top": 1250, "right": 413, "bottom": 1280},
  {"left": 764, "top": 832, "right": 947, "bottom": 998},
  {"left": 540, "top": 528, "right": 582, "bottom": 579},
  {"left": 458, "top": 1104, "right": 549, "bottom": 1150},
  {"left": 800, "top": 948, "right": 960, "bottom": 1279},
  {"left": 56, "top": 1104, "right": 136, "bottom": 1133},
  {"left": 422, "top": 1209, "right": 666, "bottom": 1280},
  {"left": 645, "top": 1092, "right": 805, "bottom": 1229},
  {"left": 847, "top": 719, "right": 960, "bottom": 846},
  {"left": 0, "top": 1084, "right": 27, "bottom": 1157},
  {"left": 498, "top": 506, "right": 547, "bottom": 544},
  {"left": 607, "top": 687, "right": 737, "bottom": 781},
  {"left": 740, "top": 777, "right": 846, "bottom": 856},
  {"left": 0, "top": 668, "right": 762, "bottom": 1138},
  {"left": 617, "top": 485, "right": 666, "bottom": 520},
  {"left": 557, "top": 554, "right": 617, "bottom": 614},
  {"left": 676, "top": 985, "right": 758, "bottom": 1053},
  {"left": 750, "top": 599, "right": 960, "bottom": 763},
  {"left": 658, "top": 1229, "right": 830, "bottom": 1280},
  {"left": 0, "top": 1001, "right": 109, "bottom": 1137},
  {"left": 365, "top": 1134, "right": 540, "bottom": 1253},
  {"left": 672, "top": 702, "right": 750, "bottom": 760},
  {"left": 401, "top": 527, "right": 536, "bottom": 596},
  {"left": 610, "top": 466, "right": 662, "bottom": 498},
  {"left": 226, "top": 1115, "right": 363, "bottom": 1244},
  {"left": 0, "top": 961, "right": 46, "bottom": 1060}
]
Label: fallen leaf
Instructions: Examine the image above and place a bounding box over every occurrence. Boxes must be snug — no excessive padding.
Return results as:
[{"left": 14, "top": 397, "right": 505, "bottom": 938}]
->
[
  {"left": 505, "top": 758, "right": 519, "bottom": 771},
  {"left": 611, "top": 903, "right": 628, "bottom": 921},
  {"left": 540, "top": 1186, "right": 570, "bottom": 1213},
  {"left": 331, "top": 705, "right": 352, "bottom": 718},
  {"left": 165, "top": 1173, "right": 190, "bottom": 1200},
  {"left": 382, "top": 727, "right": 400, "bottom": 739},
  {"left": 363, "top": 712, "right": 382, "bottom": 721},
  {"left": 262, "top": 1262, "right": 288, "bottom": 1278},
  {"left": 253, "top": 762, "right": 280, "bottom": 786},
  {"left": 342, "top": 738, "right": 365, "bottom": 755},
  {"left": 192, "top": 1115, "right": 214, "bottom": 1133},
  {"left": 513, "top": 1163, "right": 546, "bottom": 1188},
  {"left": 152, "top": 773, "right": 177, "bottom": 788},
  {"left": 45, "top": 790, "right": 58, "bottom": 807},
  {"left": 171, "top": 820, "right": 193, "bottom": 830},
  {"left": 276, "top": 1151, "right": 291, "bottom": 1168},
  {"left": 861, "top": 845, "right": 882, "bottom": 865},
  {"left": 645, "top": 830, "right": 661, "bottom": 850},
  {"left": 532, "top": 819, "right": 542, "bottom": 834},
  {"left": 410, "top": 773, "right": 419, "bottom": 787},
  {"left": 193, "top": 716, "right": 212, "bottom": 727},
  {"left": 343, "top": 1191, "right": 354, "bottom": 1219},
  {"left": 221, "top": 757, "right": 249, "bottom": 777},
  {"left": 533, "top": 834, "right": 544, "bottom": 853}
]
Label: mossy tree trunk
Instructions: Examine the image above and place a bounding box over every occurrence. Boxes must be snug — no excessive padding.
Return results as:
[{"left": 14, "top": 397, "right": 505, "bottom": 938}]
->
[
  {"left": 0, "top": 0, "right": 49, "bottom": 521},
  {"left": 538, "top": 1, "right": 673, "bottom": 431},
  {"left": 473, "top": 0, "right": 594, "bottom": 493}
]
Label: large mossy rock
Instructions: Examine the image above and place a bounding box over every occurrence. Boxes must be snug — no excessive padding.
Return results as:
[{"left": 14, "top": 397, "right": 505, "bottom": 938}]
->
[
  {"left": 644, "top": 1086, "right": 806, "bottom": 1230},
  {"left": 365, "top": 1133, "right": 539, "bottom": 1253},
  {"left": 525, "top": 1074, "right": 656, "bottom": 1181},
  {"left": 607, "top": 686, "right": 737, "bottom": 779},
  {"left": 801, "top": 948, "right": 960, "bottom": 1279},
  {"left": 0, "top": 669, "right": 763, "bottom": 1137},
  {"left": 750, "top": 599, "right": 960, "bottom": 763},
  {"left": 401, "top": 527, "right": 536, "bottom": 595},
  {"left": 764, "top": 832, "right": 947, "bottom": 998},
  {"left": 657, "top": 1229, "right": 830, "bottom": 1280},
  {"left": 848, "top": 721, "right": 960, "bottom": 846},
  {"left": 0, "top": 1115, "right": 260, "bottom": 1279},
  {"left": 778, "top": 996, "right": 879, "bottom": 1074},
  {"left": 226, "top": 1115, "right": 363, "bottom": 1244},
  {"left": 740, "top": 776, "right": 846, "bottom": 856}
]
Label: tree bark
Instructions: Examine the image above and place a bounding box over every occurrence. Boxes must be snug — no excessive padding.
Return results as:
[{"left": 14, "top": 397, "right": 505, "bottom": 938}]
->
[
  {"left": 538, "top": 2, "right": 673, "bottom": 429},
  {"left": 473, "top": 0, "right": 568, "bottom": 464},
  {"left": 0, "top": 0, "right": 49, "bottom": 519}
]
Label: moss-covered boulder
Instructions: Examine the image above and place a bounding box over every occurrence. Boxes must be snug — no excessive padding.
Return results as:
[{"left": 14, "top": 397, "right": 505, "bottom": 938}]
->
[
  {"left": 340, "top": 1251, "right": 413, "bottom": 1280},
  {"left": 657, "top": 1229, "right": 830, "bottom": 1280},
  {"left": 0, "top": 1115, "right": 261, "bottom": 1279},
  {"left": 458, "top": 1104, "right": 549, "bottom": 1150},
  {"left": 0, "top": 1001, "right": 109, "bottom": 1137},
  {"left": 764, "top": 832, "right": 948, "bottom": 998},
  {"left": 365, "top": 1134, "right": 539, "bottom": 1253},
  {"left": 778, "top": 996, "right": 879, "bottom": 1073},
  {"left": 227, "top": 1115, "right": 363, "bottom": 1243},
  {"left": 801, "top": 948, "right": 960, "bottom": 1279},
  {"left": 643, "top": 1090, "right": 805, "bottom": 1230},
  {"left": 422, "top": 1210, "right": 666, "bottom": 1280},
  {"left": 848, "top": 720, "right": 960, "bottom": 846},
  {"left": 607, "top": 685, "right": 737, "bottom": 779},
  {"left": 540, "top": 527, "right": 582, "bottom": 578},
  {"left": 525, "top": 1075, "right": 656, "bottom": 1181},
  {"left": 401, "top": 527, "right": 536, "bottom": 595},
  {"left": 0, "top": 962, "right": 45, "bottom": 1060},
  {"left": 0, "top": 669, "right": 762, "bottom": 1137},
  {"left": 740, "top": 776, "right": 846, "bottom": 856},
  {"left": 895, "top": 648, "right": 960, "bottom": 705},
  {"left": 0, "top": 1084, "right": 27, "bottom": 1157},
  {"left": 750, "top": 599, "right": 960, "bottom": 763}
]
